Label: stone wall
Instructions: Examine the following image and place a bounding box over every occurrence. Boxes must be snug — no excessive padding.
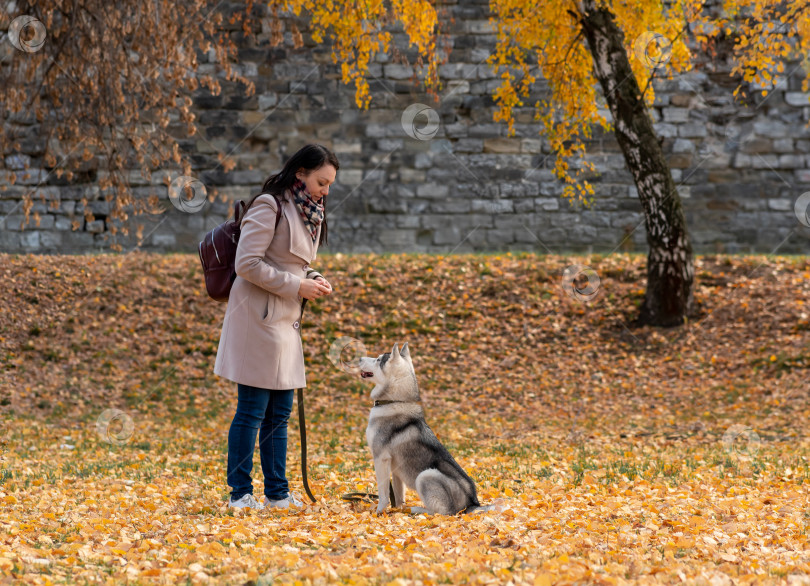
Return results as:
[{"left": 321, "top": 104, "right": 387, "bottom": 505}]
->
[{"left": 2, "top": 0, "right": 810, "bottom": 255}]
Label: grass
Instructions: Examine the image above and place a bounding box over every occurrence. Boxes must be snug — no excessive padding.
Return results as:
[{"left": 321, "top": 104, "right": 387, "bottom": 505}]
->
[{"left": 1, "top": 252, "right": 809, "bottom": 583}]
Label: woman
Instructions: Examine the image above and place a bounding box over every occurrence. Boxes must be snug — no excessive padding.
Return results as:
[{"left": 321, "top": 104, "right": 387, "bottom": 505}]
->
[{"left": 214, "top": 144, "right": 338, "bottom": 510}]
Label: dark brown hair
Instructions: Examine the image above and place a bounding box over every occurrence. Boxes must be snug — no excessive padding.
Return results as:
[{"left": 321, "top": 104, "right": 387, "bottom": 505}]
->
[{"left": 248, "top": 144, "right": 339, "bottom": 246}]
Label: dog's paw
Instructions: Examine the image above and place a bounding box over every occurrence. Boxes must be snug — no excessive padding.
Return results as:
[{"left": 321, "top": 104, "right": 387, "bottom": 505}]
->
[
  {"left": 374, "top": 504, "right": 387, "bottom": 515},
  {"left": 407, "top": 506, "right": 430, "bottom": 515}
]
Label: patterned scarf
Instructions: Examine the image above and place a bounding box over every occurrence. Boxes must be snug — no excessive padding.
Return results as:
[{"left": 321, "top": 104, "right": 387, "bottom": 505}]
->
[{"left": 291, "top": 179, "right": 324, "bottom": 243}]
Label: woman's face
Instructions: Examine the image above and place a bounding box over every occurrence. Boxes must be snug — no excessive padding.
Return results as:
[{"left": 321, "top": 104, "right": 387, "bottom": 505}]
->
[{"left": 296, "top": 164, "right": 337, "bottom": 202}]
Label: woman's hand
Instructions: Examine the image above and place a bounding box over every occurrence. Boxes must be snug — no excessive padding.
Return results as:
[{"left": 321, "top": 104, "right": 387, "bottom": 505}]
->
[
  {"left": 299, "top": 277, "right": 331, "bottom": 300},
  {"left": 314, "top": 276, "right": 333, "bottom": 294}
]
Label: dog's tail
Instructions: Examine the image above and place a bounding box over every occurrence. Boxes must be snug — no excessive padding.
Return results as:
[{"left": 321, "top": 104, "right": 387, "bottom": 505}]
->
[{"left": 463, "top": 504, "right": 496, "bottom": 514}]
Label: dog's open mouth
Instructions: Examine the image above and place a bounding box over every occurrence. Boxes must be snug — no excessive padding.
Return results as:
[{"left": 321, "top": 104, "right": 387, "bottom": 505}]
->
[{"left": 360, "top": 371, "right": 373, "bottom": 379}]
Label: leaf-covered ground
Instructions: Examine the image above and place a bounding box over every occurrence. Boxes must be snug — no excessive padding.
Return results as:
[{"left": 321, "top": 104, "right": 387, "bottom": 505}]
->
[{"left": 1, "top": 252, "right": 809, "bottom": 585}]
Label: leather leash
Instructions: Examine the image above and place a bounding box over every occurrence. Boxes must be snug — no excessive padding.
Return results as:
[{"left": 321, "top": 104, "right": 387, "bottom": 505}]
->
[
  {"left": 297, "top": 298, "right": 316, "bottom": 503},
  {"left": 298, "top": 387, "right": 316, "bottom": 503}
]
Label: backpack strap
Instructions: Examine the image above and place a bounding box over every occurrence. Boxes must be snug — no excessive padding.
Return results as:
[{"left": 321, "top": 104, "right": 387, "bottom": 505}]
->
[
  {"left": 271, "top": 194, "right": 282, "bottom": 228},
  {"left": 234, "top": 194, "right": 283, "bottom": 228}
]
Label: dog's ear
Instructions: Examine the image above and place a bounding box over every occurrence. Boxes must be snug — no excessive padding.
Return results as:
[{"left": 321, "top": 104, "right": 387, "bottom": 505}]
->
[
  {"left": 400, "top": 342, "right": 410, "bottom": 361},
  {"left": 390, "top": 343, "right": 401, "bottom": 362}
]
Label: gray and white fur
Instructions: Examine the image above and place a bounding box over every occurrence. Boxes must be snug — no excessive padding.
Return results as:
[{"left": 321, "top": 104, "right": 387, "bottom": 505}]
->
[{"left": 360, "top": 343, "right": 489, "bottom": 515}]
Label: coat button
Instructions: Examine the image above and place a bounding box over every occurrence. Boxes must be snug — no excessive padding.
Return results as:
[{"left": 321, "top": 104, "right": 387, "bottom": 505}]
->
[{"left": 293, "top": 321, "right": 300, "bottom": 329}]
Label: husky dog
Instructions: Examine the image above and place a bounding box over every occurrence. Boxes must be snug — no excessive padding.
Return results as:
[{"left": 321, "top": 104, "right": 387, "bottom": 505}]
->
[{"left": 359, "top": 343, "right": 488, "bottom": 515}]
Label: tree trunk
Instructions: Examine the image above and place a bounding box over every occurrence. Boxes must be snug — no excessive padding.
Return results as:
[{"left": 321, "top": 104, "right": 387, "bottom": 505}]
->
[{"left": 578, "top": 0, "right": 694, "bottom": 327}]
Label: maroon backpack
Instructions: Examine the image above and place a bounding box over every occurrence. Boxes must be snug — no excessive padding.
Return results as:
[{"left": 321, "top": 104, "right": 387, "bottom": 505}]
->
[{"left": 198, "top": 194, "right": 281, "bottom": 302}]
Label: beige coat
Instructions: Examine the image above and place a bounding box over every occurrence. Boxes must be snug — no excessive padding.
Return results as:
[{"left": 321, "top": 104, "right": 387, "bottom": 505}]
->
[{"left": 214, "top": 193, "right": 323, "bottom": 389}]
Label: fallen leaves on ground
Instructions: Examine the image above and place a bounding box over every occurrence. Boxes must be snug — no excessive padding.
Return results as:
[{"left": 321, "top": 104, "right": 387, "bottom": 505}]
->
[{"left": 0, "top": 252, "right": 809, "bottom": 584}]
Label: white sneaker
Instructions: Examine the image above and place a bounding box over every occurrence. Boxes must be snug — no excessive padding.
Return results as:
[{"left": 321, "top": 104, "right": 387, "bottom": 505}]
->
[
  {"left": 228, "top": 494, "right": 265, "bottom": 510},
  {"left": 264, "top": 492, "right": 305, "bottom": 510}
]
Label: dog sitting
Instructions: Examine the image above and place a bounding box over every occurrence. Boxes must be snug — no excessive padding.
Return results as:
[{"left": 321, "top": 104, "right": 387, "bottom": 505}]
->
[{"left": 359, "top": 343, "right": 490, "bottom": 515}]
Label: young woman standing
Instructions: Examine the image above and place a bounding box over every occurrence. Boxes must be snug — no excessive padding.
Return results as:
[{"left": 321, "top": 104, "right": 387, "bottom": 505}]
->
[{"left": 214, "top": 144, "right": 338, "bottom": 509}]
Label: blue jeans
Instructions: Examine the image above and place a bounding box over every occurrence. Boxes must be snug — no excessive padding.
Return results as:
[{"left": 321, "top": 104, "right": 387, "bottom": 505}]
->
[{"left": 227, "top": 384, "right": 294, "bottom": 501}]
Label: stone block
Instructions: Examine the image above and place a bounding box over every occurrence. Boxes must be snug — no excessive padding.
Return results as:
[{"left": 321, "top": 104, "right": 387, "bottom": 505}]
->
[
  {"left": 399, "top": 168, "right": 425, "bottom": 182},
  {"left": 471, "top": 199, "right": 513, "bottom": 214},
  {"left": 767, "top": 199, "right": 793, "bottom": 211},
  {"left": 63, "top": 231, "right": 95, "bottom": 249},
  {"left": 486, "top": 228, "right": 514, "bottom": 246},
  {"left": 670, "top": 94, "right": 693, "bottom": 107},
  {"left": 444, "top": 123, "right": 469, "bottom": 139},
  {"left": 535, "top": 197, "right": 560, "bottom": 211},
  {"left": 470, "top": 79, "right": 501, "bottom": 94},
  {"left": 54, "top": 216, "right": 73, "bottom": 231},
  {"left": 439, "top": 64, "right": 479, "bottom": 80},
  {"left": 773, "top": 138, "right": 794, "bottom": 153},
  {"left": 2, "top": 215, "right": 28, "bottom": 231},
  {"left": 477, "top": 64, "right": 497, "bottom": 79},
  {"left": 454, "top": 139, "right": 483, "bottom": 153},
  {"left": 456, "top": 183, "right": 499, "bottom": 198},
  {"left": 753, "top": 120, "right": 789, "bottom": 139},
  {"left": 416, "top": 183, "right": 450, "bottom": 198},
  {"left": 785, "top": 92, "right": 810, "bottom": 107},
  {"left": 28, "top": 215, "right": 55, "bottom": 229},
  {"left": 466, "top": 20, "right": 495, "bottom": 34},
  {"left": 377, "top": 138, "right": 404, "bottom": 152},
  {"left": 493, "top": 215, "right": 531, "bottom": 232},
  {"left": 396, "top": 214, "right": 421, "bottom": 229},
  {"left": 733, "top": 153, "right": 753, "bottom": 169},
  {"left": 521, "top": 139, "right": 542, "bottom": 154},
  {"left": 383, "top": 64, "right": 414, "bottom": 80},
  {"left": 257, "top": 93, "right": 279, "bottom": 111},
  {"left": 432, "top": 226, "right": 461, "bottom": 245},
  {"left": 483, "top": 138, "right": 521, "bottom": 154},
  {"left": 332, "top": 142, "right": 362, "bottom": 155},
  {"left": 5, "top": 154, "right": 31, "bottom": 170},
  {"left": 610, "top": 212, "right": 643, "bottom": 228},
  {"left": 672, "top": 139, "right": 695, "bottom": 154},
  {"left": 751, "top": 154, "right": 779, "bottom": 169},
  {"left": 539, "top": 182, "right": 564, "bottom": 197},
  {"left": 471, "top": 48, "right": 491, "bottom": 62},
  {"left": 445, "top": 80, "right": 470, "bottom": 95},
  {"left": 339, "top": 170, "right": 364, "bottom": 186},
  {"left": 678, "top": 123, "right": 708, "bottom": 138},
  {"left": 152, "top": 233, "right": 176, "bottom": 247},
  {"left": 379, "top": 229, "right": 416, "bottom": 247},
  {"left": 653, "top": 123, "right": 678, "bottom": 138},
  {"left": 740, "top": 137, "right": 773, "bottom": 154},
  {"left": 795, "top": 169, "right": 810, "bottom": 183},
  {"left": 40, "top": 231, "right": 63, "bottom": 248},
  {"left": 5, "top": 169, "right": 47, "bottom": 185},
  {"left": 662, "top": 108, "right": 690, "bottom": 123},
  {"left": 86, "top": 220, "right": 105, "bottom": 234},
  {"left": 368, "top": 197, "right": 408, "bottom": 213},
  {"left": 702, "top": 152, "right": 732, "bottom": 169},
  {"left": 19, "top": 230, "right": 40, "bottom": 249},
  {"left": 571, "top": 224, "right": 598, "bottom": 243},
  {"left": 468, "top": 124, "right": 503, "bottom": 138},
  {"left": 430, "top": 201, "right": 472, "bottom": 213},
  {"left": 414, "top": 153, "right": 432, "bottom": 169},
  {"left": 501, "top": 182, "right": 539, "bottom": 197},
  {"left": 667, "top": 154, "right": 692, "bottom": 168},
  {"left": 778, "top": 154, "right": 804, "bottom": 168},
  {"left": 514, "top": 199, "right": 535, "bottom": 213}
]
